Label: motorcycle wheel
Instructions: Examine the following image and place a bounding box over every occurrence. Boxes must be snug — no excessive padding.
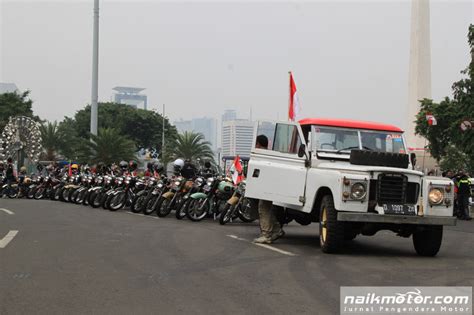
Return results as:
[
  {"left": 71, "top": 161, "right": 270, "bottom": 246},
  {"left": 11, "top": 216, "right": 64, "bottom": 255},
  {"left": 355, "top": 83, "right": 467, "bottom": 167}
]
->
[
  {"left": 75, "top": 189, "right": 87, "bottom": 204},
  {"left": 131, "top": 191, "right": 147, "bottom": 214},
  {"left": 109, "top": 192, "right": 126, "bottom": 211},
  {"left": 82, "top": 191, "right": 90, "bottom": 205},
  {"left": 219, "top": 203, "right": 234, "bottom": 225},
  {"left": 61, "top": 188, "right": 70, "bottom": 202},
  {"left": 89, "top": 191, "right": 101, "bottom": 208},
  {"left": 34, "top": 187, "right": 45, "bottom": 200},
  {"left": 175, "top": 198, "right": 188, "bottom": 220},
  {"left": 7, "top": 188, "right": 18, "bottom": 199},
  {"left": 156, "top": 197, "right": 172, "bottom": 217},
  {"left": 66, "top": 188, "right": 77, "bottom": 202},
  {"left": 186, "top": 198, "right": 209, "bottom": 222},
  {"left": 142, "top": 195, "right": 157, "bottom": 215},
  {"left": 237, "top": 198, "right": 258, "bottom": 223},
  {"left": 27, "top": 186, "right": 37, "bottom": 199},
  {"left": 104, "top": 192, "right": 115, "bottom": 210},
  {"left": 69, "top": 188, "right": 82, "bottom": 203},
  {"left": 49, "top": 188, "right": 57, "bottom": 200},
  {"left": 54, "top": 188, "right": 62, "bottom": 201}
]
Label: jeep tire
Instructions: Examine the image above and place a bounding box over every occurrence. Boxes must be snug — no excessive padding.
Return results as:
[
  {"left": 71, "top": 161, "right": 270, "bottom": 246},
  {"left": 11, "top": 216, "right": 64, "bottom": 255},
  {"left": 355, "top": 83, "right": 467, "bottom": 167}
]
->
[
  {"left": 412, "top": 225, "right": 443, "bottom": 257},
  {"left": 319, "top": 195, "right": 344, "bottom": 253}
]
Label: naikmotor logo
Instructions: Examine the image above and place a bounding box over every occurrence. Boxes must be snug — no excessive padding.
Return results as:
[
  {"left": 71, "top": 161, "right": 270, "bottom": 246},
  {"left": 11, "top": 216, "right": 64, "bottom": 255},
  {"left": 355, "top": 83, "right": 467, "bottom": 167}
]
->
[{"left": 340, "top": 287, "right": 472, "bottom": 314}]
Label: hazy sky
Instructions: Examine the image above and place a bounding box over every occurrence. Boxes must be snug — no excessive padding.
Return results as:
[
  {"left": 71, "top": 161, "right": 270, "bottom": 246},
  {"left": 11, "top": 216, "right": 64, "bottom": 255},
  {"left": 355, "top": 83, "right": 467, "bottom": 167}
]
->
[{"left": 1, "top": 0, "right": 472, "bottom": 131}]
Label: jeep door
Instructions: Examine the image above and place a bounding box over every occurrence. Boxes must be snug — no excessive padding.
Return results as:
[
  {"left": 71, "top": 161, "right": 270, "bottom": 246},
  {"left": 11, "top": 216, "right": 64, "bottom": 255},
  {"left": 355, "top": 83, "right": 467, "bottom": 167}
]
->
[{"left": 246, "top": 121, "right": 308, "bottom": 206}]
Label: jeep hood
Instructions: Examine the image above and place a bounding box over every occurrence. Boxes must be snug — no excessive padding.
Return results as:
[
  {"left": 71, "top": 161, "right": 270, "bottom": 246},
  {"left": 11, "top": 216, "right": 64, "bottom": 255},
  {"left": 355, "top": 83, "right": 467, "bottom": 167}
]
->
[{"left": 317, "top": 162, "right": 424, "bottom": 176}]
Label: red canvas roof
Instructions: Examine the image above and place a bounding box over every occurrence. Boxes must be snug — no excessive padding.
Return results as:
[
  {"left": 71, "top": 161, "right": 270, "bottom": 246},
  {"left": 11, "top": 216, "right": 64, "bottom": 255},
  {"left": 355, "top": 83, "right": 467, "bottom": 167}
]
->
[{"left": 299, "top": 118, "right": 403, "bottom": 133}]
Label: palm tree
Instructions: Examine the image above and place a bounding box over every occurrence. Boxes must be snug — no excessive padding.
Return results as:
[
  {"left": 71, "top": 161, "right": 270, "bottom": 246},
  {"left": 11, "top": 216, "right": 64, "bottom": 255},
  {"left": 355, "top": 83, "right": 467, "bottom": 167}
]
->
[
  {"left": 78, "top": 128, "right": 136, "bottom": 165},
  {"left": 171, "top": 131, "right": 215, "bottom": 162},
  {"left": 40, "top": 121, "right": 63, "bottom": 161}
]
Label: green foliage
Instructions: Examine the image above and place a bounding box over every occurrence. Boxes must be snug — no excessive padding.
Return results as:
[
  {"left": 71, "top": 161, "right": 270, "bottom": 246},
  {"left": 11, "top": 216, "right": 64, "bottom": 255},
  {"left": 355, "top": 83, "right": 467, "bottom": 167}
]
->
[
  {"left": 171, "top": 131, "right": 215, "bottom": 162},
  {"left": 39, "top": 121, "right": 63, "bottom": 161},
  {"left": 77, "top": 128, "right": 136, "bottom": 165},
  {"left": 72, "top": 103, "right": 177, "bottom": 150},
  {"left": 415, "top": 24, "right": 474, "bottom": 172},
  {"left": 438, "top": 146, "right": 472, "bottom": 172},
  {"left": 57, "top": 117, "right": 80, "bottom": 160},
  {"left": 0, "top": 91, "right": 39, "bottom": 130}
]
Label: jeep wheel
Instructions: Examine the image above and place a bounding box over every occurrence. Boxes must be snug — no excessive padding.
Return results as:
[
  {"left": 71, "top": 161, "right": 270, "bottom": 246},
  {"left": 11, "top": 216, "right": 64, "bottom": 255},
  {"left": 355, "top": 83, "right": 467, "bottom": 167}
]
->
[
  {"left": 413, "top": 225, "right": 443, "bottom": 257},
  {"left": 319, "top": 195, "right": 344, "bottom": 253}
]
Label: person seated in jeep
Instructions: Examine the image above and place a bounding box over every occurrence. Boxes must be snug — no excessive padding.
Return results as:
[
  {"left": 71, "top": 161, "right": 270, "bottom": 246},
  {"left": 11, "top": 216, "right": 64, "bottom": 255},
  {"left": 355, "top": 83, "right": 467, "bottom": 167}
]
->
[{"left": 253, "top": 135, "right": 285, "bottom": 244}]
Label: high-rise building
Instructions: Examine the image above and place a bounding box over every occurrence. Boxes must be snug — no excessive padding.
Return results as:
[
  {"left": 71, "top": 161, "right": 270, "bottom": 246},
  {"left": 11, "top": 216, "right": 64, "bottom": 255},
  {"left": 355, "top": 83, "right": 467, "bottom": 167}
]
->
[
  {"left": 174, "top": 119, "right": 193, "bottom": 134},
  {"left": 221, "top": 120, "right": 254, "bottom": 159},
  {"left": 174, "top": 117, "right": 217, "bottom": 151},
  {"left": 112, "top": 86, "right": 148, "bottom": 110},
  {"left": 222, "top": 109, "right": 237, "bottom": 122}
]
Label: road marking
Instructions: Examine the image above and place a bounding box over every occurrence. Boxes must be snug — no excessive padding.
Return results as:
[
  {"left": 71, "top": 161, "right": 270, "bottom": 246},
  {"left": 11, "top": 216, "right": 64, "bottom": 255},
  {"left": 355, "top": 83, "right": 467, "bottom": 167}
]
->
[
  {"left": 253, "top": 243, "right": 297, "bottom": 256},
  {"left": 126, "top": 212, "right": 144, "bottom": 217},
  {"left": 226, "top": 234, "right": 296, "bottom": 257},
  {"left": 126, "top": 212, "right": 159, "bottom": 219},
  {"left": 226, "top": 234, "right": 247, "bottom": 241},
  {"left": 0, "top": 230, "right": 19, "bottom": 248},
  {"left": 0, "top": 208, "right": 14, "bottom": 215}
]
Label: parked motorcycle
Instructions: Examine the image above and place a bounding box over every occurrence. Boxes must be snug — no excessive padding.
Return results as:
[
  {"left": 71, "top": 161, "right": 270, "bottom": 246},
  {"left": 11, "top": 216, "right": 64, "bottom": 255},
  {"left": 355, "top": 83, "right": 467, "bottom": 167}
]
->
[
  {"left": 185, "top": 177, "right": 234, "bottom": 222},
  {"left": 155, "top": 176, "right": 190, "bottom": 218},
  {"left": 108, "top": 176, "right": 139, "bottom": 211},
  {"left": 219, "top": 181, "right": 257, "bottom": 225}
]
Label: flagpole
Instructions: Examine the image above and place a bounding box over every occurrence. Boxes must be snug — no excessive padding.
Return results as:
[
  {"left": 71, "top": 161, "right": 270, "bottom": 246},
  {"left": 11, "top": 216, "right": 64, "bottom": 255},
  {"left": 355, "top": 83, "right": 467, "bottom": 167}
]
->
[
  {"left": 162, "top": 104, "right": 165, "bottom": 164},
  {"left": 288, "top": 71, "right": 292, "bottom": 122}
]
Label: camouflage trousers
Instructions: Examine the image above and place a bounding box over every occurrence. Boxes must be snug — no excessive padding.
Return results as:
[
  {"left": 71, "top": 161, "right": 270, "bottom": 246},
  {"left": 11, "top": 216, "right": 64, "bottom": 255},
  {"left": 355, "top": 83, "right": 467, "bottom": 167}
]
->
[{"left": 258, "top": 199, "right": 280, "bottom": 238}]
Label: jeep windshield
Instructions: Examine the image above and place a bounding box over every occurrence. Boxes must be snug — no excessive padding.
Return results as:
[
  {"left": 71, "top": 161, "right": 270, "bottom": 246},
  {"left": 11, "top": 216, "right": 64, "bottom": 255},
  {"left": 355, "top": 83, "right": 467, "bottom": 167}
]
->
[{"left": 313, "top": 126, "right": 406, "bottom": 155}]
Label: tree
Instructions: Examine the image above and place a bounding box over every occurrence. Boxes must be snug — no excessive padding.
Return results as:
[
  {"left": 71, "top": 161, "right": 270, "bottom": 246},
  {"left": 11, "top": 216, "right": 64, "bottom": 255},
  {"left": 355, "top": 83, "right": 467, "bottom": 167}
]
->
[
  {"left": 77, "top": 128, "right": 136, "bottom": 165},
  {"left": 415, "top": 24, "right": 474, "bottom": 172},
  {"left": 57, "top": 117, "right": 80, "bottom": 161},
  {"left": 39, "top": 121, "right": 63, "bottom": 161},
  {"left": 171, "top": 131, "right": 215, "bottom": 162},
  {"left": 71, "top": 103, "right": 177, "bottom": 150},
  {"left": 0, "top": 91, "right": 39, "bottom": 131}
]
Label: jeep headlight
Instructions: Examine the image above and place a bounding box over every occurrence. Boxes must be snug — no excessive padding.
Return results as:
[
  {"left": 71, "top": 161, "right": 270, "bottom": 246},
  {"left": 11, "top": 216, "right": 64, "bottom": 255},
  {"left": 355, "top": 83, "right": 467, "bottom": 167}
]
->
[
  {"left": 350, "top": 182, "right": 367, "bottom": 200},
  {"left": 428, "top": 188, "right": 444, "bottom": 205}
]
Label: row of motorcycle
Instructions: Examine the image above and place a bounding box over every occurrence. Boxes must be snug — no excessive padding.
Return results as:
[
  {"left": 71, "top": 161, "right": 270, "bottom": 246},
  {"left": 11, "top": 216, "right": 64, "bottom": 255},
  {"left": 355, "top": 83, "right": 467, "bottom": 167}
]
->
[{"left": 1, "top": 172, "right": 258, "bottom": 225}]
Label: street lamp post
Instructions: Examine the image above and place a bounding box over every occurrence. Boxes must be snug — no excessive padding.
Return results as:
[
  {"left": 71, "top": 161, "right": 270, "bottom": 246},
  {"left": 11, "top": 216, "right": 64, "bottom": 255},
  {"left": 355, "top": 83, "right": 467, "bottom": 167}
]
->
[{"left": 90, "top": 0, "right": 99, "bottom": 136}]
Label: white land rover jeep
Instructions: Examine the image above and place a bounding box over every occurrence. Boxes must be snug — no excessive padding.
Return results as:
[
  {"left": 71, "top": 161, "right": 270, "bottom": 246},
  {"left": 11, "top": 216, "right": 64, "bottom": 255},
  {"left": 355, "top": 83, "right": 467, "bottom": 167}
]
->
[{"left": 246, "top": 118, "right": 456, "bottom": 256}]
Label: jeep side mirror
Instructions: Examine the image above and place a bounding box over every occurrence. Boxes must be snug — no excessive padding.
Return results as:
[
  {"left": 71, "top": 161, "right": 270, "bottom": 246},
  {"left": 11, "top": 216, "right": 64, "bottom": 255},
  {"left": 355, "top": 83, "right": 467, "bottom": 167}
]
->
[
  {"left": 410, "top": 152, "right": 417, "bottom": 169},
  {"left": 298, "top": 144, "right": 306, "bottom": 158}
]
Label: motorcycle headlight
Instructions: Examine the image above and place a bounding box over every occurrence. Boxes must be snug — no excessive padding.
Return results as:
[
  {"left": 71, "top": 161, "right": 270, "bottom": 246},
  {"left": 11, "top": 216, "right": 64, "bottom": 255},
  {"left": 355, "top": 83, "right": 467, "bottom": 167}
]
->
[
  {"left": 428, "top": 188, "right": 444, "bottom": 205},
  {"left": 350, "top": 182, "right": 367, "bottom": 200}
]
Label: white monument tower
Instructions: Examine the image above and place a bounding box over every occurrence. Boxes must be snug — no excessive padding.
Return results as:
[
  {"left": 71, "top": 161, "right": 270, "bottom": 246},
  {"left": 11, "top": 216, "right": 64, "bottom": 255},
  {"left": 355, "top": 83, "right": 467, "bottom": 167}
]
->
[
  {"left": 407, "top": 0, "right": 431, "bottom": 151},
  {"left": 406, "top": 0, "right": 434, "bottom": 171}
]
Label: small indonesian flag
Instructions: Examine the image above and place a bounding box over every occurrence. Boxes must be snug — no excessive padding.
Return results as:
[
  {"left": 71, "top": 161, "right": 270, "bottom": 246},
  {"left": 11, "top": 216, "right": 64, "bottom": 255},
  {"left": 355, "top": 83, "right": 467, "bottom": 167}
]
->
[
  {"left": 426, "top": 113, "right": 437, "bottom": 126},
  {"left": 288, "top": 72, "right": 301, "bottom": 122},
  {"left": 68, "top": 161, "right": 72, "bottom": 176},
  {"left": 230, "top": 155, "right": 244, "bottom": 185}
]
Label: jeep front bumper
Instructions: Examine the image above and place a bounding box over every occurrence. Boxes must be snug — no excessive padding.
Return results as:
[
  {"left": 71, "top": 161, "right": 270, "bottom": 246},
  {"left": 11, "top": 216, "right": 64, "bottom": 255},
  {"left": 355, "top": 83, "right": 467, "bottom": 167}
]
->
[{"left": 337, "top": 212, "right": 457, "bottom": 226}]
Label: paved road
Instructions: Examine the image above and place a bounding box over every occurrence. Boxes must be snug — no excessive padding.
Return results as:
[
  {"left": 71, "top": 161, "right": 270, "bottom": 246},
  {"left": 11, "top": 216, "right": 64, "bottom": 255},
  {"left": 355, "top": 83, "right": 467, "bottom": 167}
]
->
[{"left": 1, "top": 199, "right": 473, "bottom": 315}]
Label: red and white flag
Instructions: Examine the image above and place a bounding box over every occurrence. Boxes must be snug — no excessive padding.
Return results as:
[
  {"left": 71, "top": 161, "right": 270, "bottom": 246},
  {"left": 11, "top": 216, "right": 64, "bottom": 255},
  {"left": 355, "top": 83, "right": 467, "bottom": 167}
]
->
[
  {"left": 288, "top": 72, "right": 301, "bottom": 122},
  {"left": 426, "top": 113, "right": 437, "bottom": 126},
  {"left": 230, "top": 155, "right": 244, "bottom": 185}
]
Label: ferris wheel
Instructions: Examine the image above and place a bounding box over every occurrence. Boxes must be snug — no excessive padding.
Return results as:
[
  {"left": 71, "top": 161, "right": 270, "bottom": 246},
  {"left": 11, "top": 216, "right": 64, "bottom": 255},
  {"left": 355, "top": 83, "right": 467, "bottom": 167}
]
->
[{"left": 0, "top": 116, "right": 42, "bottom": 164}]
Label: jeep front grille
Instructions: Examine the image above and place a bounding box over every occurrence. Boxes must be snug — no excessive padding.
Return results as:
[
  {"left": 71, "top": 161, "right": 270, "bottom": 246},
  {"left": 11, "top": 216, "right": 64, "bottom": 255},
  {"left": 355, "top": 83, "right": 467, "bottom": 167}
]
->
[{"left": 377, "top": 174, "right": 407, "bottom": 204}]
